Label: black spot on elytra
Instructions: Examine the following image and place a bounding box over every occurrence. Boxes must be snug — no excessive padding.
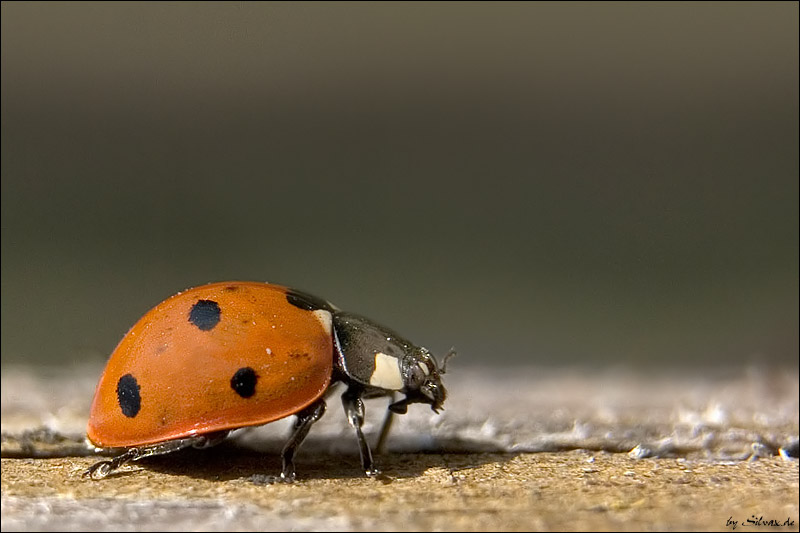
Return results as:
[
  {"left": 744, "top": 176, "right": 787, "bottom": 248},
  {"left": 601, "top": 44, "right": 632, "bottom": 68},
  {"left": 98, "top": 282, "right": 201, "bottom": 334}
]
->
[
  {"left": 189, "top": 300, "right": 221, "bottom": 331},
  {"left": 117, "top": 374, "right": 141, "bottom": 418},
  {"left": 230, "top": 367, "right": 258, "bottom": 398},
  {"left": 223, "top": 285, "right": 239, "bottom": 292},
  {"left": 285, "top": 288, "right": 333, "bottom": 312},
  {"left": 289, "top": 351, "right": 310, "bottom": 360}
]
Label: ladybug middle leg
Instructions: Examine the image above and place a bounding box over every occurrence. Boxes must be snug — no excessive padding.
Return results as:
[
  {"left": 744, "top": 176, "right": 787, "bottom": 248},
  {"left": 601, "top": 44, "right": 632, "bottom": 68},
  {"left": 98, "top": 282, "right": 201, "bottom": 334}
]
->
[{"left": 83, "top": 431, "right": 229, "bottom": 479}]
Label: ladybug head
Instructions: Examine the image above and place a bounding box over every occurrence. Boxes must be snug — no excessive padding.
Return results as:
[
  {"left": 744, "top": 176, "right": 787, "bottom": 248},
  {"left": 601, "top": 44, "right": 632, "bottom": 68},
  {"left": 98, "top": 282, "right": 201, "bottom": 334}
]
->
[{"left": 391, "top": 346, "right": 455, "bottom": 414}]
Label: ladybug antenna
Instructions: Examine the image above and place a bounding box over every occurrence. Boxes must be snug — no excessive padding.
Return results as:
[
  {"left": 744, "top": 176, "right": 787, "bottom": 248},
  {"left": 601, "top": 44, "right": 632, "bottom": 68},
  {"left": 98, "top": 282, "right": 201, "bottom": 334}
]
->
[{"left": 440, "top": 347, "right": 456, "bottom": 374}]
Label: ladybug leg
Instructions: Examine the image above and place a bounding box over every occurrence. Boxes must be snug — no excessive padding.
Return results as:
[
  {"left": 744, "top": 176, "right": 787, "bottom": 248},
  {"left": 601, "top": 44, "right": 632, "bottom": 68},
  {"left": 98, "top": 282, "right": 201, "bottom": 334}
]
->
[
  {"left": 83, "top": 448, "right": 141, "bottom": 479},
  {"left": 341, "top": 385, "right": 380, "bottom": 477},
  {"left": 278, "top": 399, "right": 327, "bottom": 482},
  {"left": 375, "top": 392, "right": 397, "bottom": 454},
  {"left": 84, "top": 432, "right": 227, "bottom": 479}
]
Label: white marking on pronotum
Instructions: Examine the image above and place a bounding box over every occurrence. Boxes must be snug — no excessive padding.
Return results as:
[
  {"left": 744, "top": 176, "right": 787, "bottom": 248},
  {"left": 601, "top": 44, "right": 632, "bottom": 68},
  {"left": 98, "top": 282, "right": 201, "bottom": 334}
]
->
[
  {"left": 312, "top": 310, "right": 333, "bottom": 336},
  {"left": 370, "top": 352, "right": 404, "bottom": 390},
  {"left": 418, "top": 362, "right": 430, "bottom": 375}
]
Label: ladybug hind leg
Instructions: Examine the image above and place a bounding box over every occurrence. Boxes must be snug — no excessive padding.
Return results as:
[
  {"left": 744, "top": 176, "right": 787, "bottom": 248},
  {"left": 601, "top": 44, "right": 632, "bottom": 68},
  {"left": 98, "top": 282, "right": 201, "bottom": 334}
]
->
[
  {"left": 250, "top": 399, "right": 327, "bottom": 484},
  {"left": 278, "top": 399, "right": 327, "bottom": 482},
  {"left": 84, "top": 431, "right": 229, "bottom": 479}
]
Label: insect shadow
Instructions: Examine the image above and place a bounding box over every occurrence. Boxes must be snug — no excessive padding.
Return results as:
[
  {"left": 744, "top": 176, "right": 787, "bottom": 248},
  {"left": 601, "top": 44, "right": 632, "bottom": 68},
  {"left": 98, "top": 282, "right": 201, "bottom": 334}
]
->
[{"left": 130, "top": 436, "right": 512, "bottom": 483}]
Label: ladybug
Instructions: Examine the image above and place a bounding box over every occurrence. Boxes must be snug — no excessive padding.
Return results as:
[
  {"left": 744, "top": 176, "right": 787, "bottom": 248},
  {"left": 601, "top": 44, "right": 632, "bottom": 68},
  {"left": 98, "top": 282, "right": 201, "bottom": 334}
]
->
[{"left": 85, "top": 281, "right": 453, "bottom": 481}]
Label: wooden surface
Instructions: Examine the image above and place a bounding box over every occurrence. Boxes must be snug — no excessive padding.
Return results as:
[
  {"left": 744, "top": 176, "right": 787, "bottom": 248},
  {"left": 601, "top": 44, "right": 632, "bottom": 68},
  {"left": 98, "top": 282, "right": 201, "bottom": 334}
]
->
[{"left": 2, "top": 364, "right": 798, "bottom": 531}]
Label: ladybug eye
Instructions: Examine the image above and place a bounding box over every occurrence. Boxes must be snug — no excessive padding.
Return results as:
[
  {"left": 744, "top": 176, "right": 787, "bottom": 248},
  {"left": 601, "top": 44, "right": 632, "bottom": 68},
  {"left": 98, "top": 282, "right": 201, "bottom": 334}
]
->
[
  {"left": 425, "top": 360, "right": 436, "bottom": 376},
  {"left": 408, "top": 364, "right": 426, "bottom": 388}
]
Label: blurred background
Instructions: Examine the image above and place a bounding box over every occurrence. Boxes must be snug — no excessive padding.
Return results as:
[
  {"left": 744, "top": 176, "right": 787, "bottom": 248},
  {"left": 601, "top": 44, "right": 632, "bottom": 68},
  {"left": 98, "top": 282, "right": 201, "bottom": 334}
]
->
[{"left": 2, "top": 2, "right": 797, "bottom": 370}]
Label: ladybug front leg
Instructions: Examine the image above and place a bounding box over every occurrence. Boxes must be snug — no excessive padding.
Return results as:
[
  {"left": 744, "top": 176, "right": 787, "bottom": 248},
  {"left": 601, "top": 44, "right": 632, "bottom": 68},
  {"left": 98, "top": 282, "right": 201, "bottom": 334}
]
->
[
  {"left": 83, "top": 432, "right": 228, "bottom": 479},
  {"left": 341, "top": 385, "right": 380, "bottom": 477}
]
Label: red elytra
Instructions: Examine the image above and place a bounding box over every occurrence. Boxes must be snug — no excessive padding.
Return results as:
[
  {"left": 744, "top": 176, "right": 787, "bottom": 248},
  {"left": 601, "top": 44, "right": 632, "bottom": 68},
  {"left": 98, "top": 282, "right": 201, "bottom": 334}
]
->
[{"left": 87, "top": 281, "right": 333, "bottom": 448}]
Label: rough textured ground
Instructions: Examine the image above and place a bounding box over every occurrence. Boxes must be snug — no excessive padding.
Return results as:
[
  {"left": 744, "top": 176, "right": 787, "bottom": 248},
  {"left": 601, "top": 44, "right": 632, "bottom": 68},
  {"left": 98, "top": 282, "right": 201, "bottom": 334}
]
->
[{"left": 1, "top": 364, "right": 798, "bottom": 531}]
